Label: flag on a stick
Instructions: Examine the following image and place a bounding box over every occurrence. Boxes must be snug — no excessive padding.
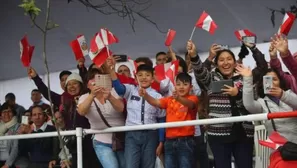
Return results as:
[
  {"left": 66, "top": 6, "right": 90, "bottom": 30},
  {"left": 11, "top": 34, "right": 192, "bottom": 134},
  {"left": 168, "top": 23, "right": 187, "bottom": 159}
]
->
[{"left": 70, "top": 35, "right": 88, "bottom": 60}]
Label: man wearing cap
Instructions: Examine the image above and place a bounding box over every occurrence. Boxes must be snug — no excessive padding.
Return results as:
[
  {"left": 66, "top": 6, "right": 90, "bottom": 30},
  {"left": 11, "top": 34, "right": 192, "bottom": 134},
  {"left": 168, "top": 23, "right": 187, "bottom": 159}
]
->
[{"left": 27, "top": 67, "right": 72, "bottom": 107}]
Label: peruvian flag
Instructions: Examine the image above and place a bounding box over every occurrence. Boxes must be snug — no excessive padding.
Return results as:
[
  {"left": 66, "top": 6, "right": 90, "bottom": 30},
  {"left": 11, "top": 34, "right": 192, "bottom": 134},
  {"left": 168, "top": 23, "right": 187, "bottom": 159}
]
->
[
  {"left": 99, "top": 28, "right": 119, "bottom": 46},
  {"left": 165, "top": 29, "right": 176, "bottom": 46},
  {"left": 234, "top": 29, "right": 256, "bottom": 41},
  {"left": 70, "top": 35, "right": 88, "bottom": 60},
  {"left": 166, "top": 63, "right": 178, "bottom": 84},
  {"left": 195, "top": 11, "right": 217, "bottom": 34},
  {"left": 259, "top": 131, "right": 287, "bottom": 150},
  {"left": 155, "top": 60, "right": 179, "bottom": 81},
  {"left": 20, "top": 35, "right": 34, "bottom": 67},
  {"left": 278, "top": 12, "right": 296, "bottom": 36},
  {"left": 89, "top": 33, "right": 111, "bottom": 67},
  {"left": 128, "top": 57, "right": 138, "bottom": 75}
]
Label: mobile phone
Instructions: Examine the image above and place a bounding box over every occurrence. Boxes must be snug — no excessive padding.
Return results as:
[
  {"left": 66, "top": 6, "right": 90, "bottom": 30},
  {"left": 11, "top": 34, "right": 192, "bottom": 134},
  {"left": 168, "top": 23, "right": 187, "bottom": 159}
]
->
[
  {"left": 210, "top": 79, "right": 234, "bottom": 93},
  {"left": 218, "top": 45, "right": 229, "bottom": 50},
  {"left": 263, "top": 75, "right": 273, "bottom": 94},
  {"left": 242, "top": 36, "right": 256, "bottom": 44},
  {"left": 113, "top": 55, "right": 128, "bottom": 62},
  {"left": 94, "top": 74, "right": 112, "bottom": 89},
  {"left": 21, "top": 116, "right": 29, "bottom": 125}
]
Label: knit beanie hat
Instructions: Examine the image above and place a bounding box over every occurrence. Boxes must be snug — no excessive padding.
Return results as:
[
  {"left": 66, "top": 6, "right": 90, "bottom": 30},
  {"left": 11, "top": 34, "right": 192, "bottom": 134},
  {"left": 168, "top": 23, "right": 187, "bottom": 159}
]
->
[{"left": 65, "top": 73, "right": 83, "bottom": 86}]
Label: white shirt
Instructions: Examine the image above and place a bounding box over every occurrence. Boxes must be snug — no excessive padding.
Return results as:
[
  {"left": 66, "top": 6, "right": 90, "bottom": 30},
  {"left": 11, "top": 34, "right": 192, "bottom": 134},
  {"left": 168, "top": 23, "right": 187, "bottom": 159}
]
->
[
  {"left": 33, "top": 122, "right": 47, "bottom": 132},
  {"left": 78, "top": 89, "right": 126, "bottom": 144}
]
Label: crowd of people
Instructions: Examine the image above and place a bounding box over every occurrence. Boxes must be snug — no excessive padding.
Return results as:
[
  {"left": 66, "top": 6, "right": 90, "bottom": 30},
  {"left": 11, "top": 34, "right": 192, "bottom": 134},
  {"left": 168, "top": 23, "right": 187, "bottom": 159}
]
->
[{"left": 0, "top": 34, "right": 297, "bottom": 168}]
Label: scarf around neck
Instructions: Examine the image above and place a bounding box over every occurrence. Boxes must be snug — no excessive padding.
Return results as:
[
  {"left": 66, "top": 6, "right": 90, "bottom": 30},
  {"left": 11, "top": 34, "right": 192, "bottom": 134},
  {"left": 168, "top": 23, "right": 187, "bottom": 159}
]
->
[{"left": 0, "top": 116, "right": 18, "bottom": 136}]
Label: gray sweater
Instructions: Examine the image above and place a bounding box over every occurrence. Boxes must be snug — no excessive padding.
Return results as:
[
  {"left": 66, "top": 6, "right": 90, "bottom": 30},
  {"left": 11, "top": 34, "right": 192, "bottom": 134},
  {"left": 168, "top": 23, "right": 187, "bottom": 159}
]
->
[
  {"left": 0, "top": 123, "right": 19, "bottom": 166},
  {"left": 243, "top": 76, "right": 297, "bottom": 144}
]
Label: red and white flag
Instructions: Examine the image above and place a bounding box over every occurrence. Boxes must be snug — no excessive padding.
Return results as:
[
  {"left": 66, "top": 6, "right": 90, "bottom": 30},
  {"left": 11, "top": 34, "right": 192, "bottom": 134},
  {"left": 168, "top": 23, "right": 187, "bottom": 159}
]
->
[
  {"left": 20, "top": 35, "right": 34, "bottom": 67},
  {"left": 128, "top": 57, "right": 138, "bottom": 75},
  {"left": 278, "top": 12, "right": 296, "bottom": 36},
  {"left": 259, "top": 131, "right": 287, "bottom": 150},
  {"left": 70, "top": 35, "right": 88, "bottom": 60},
  {"left": 195, "top": 11, "right": 217, "bottom": 34},
  {"left": 234, "top": 29, "right": 256, "bottom": 41},
  {"left": 155, "top": 60, "right": 179, "bottom": 81},
  {"left": 89, "top": 34, "right": 111, "bottom": 67},
  {"left": 166, "top": 63, "right": 178, "bottom": 84},
  {"left": 165, "top": 29, "right": 176, "bottom": 46},
  {"left": 99, "top": 28, "right": 119, "bottom": 46}
]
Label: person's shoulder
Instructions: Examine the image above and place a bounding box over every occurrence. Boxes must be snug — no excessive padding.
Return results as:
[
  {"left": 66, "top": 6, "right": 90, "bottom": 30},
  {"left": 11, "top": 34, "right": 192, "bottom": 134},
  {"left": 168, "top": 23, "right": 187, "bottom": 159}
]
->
[
  {"left": 46, "top": 125, "right": 56, "bottom": 131},
  {"left": 149, "top": 88, "right": 162, "bottom": 97},
  {"left": 78, "top": 93, "right": 90, "bottom": 101},
  {"left": 187, "top": 95, "right": 199, "bottom": 101},
  {"left": 16, "top": 104, "right": 26, "bottom": 110}
]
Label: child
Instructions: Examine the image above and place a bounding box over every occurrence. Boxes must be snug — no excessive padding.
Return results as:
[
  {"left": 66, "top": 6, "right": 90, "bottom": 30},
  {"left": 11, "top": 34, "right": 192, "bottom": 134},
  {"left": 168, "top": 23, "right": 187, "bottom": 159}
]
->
[
  {"left": 110, "top": 64, "right": 166, "bottom": 168},
  {"left": 139, "top": 72, "right": 199, "bottom": 168}
]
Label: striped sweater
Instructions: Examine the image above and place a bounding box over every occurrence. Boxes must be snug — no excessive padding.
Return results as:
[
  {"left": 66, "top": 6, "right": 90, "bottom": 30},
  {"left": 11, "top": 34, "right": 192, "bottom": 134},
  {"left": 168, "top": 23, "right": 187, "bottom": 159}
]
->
[{"left": 191, "top": 56, "right": 254, "bottom": 143}]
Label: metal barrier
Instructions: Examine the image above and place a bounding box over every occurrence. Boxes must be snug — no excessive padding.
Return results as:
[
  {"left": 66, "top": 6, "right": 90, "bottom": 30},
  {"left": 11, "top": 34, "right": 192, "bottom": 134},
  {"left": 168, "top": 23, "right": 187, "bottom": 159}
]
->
[{"left": 0, "top": 112, "right": 296, "bottom": 168}]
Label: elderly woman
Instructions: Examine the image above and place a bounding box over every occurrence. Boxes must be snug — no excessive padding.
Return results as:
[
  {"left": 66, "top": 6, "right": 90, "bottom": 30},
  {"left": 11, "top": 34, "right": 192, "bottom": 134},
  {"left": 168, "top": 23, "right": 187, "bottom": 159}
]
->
[
  {"left": 0, "top": 103, "right": 20, "bottom": 168},
  {"left": 78, "top": 68, "right": 126, "bottom": 168}
]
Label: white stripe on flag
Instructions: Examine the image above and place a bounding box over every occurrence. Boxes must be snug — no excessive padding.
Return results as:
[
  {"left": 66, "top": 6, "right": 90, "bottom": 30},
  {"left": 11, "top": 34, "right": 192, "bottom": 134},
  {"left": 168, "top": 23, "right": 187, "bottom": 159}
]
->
[
  {"left": 278, "top": 13, "right": 290, "bottom": 34},
  {"left": 95, "top": 34, "right": 105, "bottom": 50},
  {"left": 164, "top": 62, "right": 172, "bottom": 71},
  {"left": 77, "top": 36, "right": 88, "bottom": 57},
  {"left": 19, "top": 42, "right": 23, "bottom": 59},
  {"left": 202, "top": 15, "right": 212, "bottom": 32},
  {"left": 100, "top": 29, "right": 109, "bottom": 46},
  {"left": 238, "top": 30, "right": 246, "bottom": 37}
]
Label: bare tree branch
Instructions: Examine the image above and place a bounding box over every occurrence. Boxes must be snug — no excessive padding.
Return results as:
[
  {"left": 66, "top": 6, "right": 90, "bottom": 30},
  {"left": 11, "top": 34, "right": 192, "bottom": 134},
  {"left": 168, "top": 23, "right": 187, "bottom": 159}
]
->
[{"left": 69, "top": 0, "right": 166, "bottom": 33}]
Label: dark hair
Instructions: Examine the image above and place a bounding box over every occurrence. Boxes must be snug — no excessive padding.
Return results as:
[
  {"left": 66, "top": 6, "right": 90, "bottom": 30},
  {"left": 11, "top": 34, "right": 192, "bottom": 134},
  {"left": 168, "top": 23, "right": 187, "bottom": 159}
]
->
[
  {"left": 59, "top": 70, "right": 72, "bottom": 80},
  {"left": 31, "top": 89, "right": 40, "bottom": 94},
  {"left": 87, "top": 68, "right": 102, "bottom": 81},
  {"left": 156, "top": 52, "right": 166, "bottom": 59},
  {"left": 0, "top": 102, "right": 17, "bottom": 116},
  {"left": 176, "top": 56, "right": 188, "bottom": 74},
  {"left": 118, "top": 65, "right": 130, "bottom": 70},
  {"left": 214, "top": 49, "right": 236, "bottom": 65},
  {"left": 135, "top": 57, "right": 153, "bottom": 68},
  {"left": 176, "top": 72, "right": 192, "bottom": 85},
  {"left": 89, "top": 63, "right": 96, "bottom": 70},
  {"left": 24, "top": 109, "right": 32, "bottom": 115},
  {"left": 137, "top": 64, "right": 154, "bottom": 75},
  {"left": 257, "top": 68, "right": 288, "bottom": 98},
  {"left": 5, "top": 93, "right": 15, "bottom": 101}
]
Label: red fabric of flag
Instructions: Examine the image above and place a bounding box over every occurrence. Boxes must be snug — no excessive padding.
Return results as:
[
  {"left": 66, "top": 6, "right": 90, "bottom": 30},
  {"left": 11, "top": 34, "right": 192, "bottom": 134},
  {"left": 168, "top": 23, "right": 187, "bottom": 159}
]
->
[
  {"left": 278, "top": 12, "right": 296, "bottom": 36},
  {"left": 165, "top": 29, "right": 176, "bottom": 46},
  {"left": 195, "top": 11, "right": 217, "bottom": 34},
  {"left": 234, "top": 29, "right": 256, "bottom": 41},
  {"left": 20, "top": 35, "right": 34, "bottom": 67}
]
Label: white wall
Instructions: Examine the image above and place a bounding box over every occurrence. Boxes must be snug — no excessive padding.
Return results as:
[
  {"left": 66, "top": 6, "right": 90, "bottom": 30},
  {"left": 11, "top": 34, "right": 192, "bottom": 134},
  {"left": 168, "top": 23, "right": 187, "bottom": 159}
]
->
[{"left": 1, "top": 40, "right": 297, "bottom": 109}]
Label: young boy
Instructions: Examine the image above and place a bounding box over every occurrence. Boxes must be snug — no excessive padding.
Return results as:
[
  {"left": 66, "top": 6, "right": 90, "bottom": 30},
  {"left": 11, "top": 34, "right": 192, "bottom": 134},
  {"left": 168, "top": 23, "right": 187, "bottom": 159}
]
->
[
  {"left": 139, "top": 72, "right": 199, "bottom": 168},
  {"left": 110, "top": 64, "right": 166, "bottom": 168}
]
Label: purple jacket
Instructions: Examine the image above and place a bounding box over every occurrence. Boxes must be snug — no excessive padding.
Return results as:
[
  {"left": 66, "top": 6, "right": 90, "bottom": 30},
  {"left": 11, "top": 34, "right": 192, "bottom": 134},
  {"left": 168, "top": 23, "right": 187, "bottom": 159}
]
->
[{"left": 270, "top": 51, "right": 297, "bottom": 94}]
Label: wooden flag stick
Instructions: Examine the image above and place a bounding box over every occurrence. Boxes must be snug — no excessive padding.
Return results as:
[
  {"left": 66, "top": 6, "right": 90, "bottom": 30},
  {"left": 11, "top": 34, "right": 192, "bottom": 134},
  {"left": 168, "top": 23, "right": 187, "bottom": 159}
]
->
[{"left": 189, "top": 27, "right": 196, "bottom": 40}]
